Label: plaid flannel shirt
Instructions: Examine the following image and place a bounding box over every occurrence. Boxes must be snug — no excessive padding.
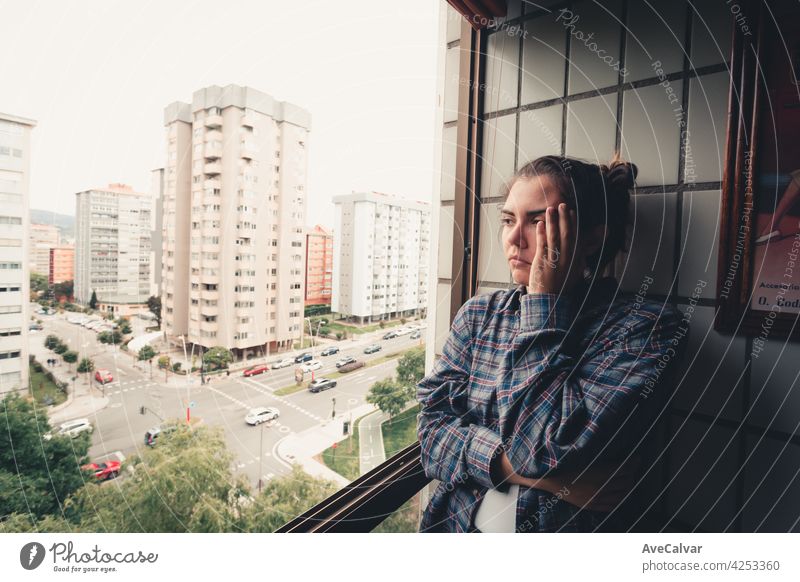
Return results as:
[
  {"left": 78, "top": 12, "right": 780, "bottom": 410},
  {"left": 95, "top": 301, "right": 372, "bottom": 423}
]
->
[{"left": 416, "top": 277, "right": 685, "bottom": 533}]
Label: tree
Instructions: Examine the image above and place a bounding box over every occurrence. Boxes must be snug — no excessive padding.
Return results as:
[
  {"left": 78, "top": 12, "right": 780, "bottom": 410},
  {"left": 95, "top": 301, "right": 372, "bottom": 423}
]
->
[
  {"left": 89, "top": 290, "right": 98, "bottom": 309},
  {"left": 366, "top": 378, "right": 414, "bottom": 424},
  {"left": 77, "top": 357, "right": 94, "bottom": 386},
  {"left": 53, "top": 280, "right": 74, "bottom": 303},
  {"left": 30, "top": 272, "right": 48, "bottom": 298},
  {"left": 239, "top": 465, "right": 339, "bottom": 532},
  {"left": 138, "top": 345, "right": 157, "bottom": 379},
  {"left": 69, "top": 423, "right": 251, "bottom": 533},
  {"left": 62, "top": 350, "right": 78, "bottom": 372},
  {"left": 53, "top": 341, "right": 68, "bottom": 355},
  {"left": 116, "top": 317, "right": 132, "bottom": 335},
  {"left": 44, "top": 334, "right": 60, "bottom": 350},
  {"left": 0, "top": 393, "right": 90, "bottom": 520},
  {"left": 158, "top": 355, "right": 171, "bottom": 382},
  {"left": 203, "top": 346, "right": 233, "bottom": 371},
  {"left": 147, "top": 295, "right": 162, "bottom": 327},
  {"left": 395, "top": 346, "right": 425, "bottom": 388}
]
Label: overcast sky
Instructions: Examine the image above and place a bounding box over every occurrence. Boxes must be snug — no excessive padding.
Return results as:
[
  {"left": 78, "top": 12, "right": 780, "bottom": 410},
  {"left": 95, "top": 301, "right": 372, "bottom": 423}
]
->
[{"left": 0, "top": 0, "right": 440, "bottom": 230}]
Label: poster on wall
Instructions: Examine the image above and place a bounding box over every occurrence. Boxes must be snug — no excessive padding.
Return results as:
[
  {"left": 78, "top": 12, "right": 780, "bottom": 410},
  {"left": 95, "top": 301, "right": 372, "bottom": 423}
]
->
[{"left": 717, "top": 0, "right": 800, "bottom": 340}]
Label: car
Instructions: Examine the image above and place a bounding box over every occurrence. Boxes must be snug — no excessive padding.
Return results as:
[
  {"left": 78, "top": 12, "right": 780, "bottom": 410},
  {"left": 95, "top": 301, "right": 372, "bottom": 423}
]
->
[
  {"left": 320, "top": 346, "right": 339, "bottom": 356},
  {"left": 144, "top": 424, "right": 177, "bottom": 447},
  {"left": 82, "top": 460, "right": 121, "bottom": 481},
  {"left": 29, "top": 323, "right": 43, "bottom": 331},
  {"left": 271, "top": 358, "right": 294, "bottom": 369},
  {"left": 243, "top": 364, "right": 268, "bottom": 377},
  {"left": 363, "top": 344, "right": 382, "bottom": 354},
  {"left": 46, "top": 418, "right": 93, "bottom": 440},
  {"left": 335, "top": 356, "right": 356, "bottom": 368},
  {"left": 410, "top": 330, "right": 421, "bottom": 340},
  {"left": 308, "top": 378, "right": 337, "bottom": 393},
  {"left": 245, "top": 407, "right": 280, "bottom": 425},
  {"left": 95, "top": 369, "right": 113, "bottom": 384},
  {"left": 294, "top": 352, "right": 313, "bottom": 363},
  {"left": 394, "top": 327, "right": 412, "bottom": 336},
  {"left": 382, "top": 331, "right": 397, "bottom": 340},
  {"left": 301, "top": 360, "right": 322, "bottom": 373}
]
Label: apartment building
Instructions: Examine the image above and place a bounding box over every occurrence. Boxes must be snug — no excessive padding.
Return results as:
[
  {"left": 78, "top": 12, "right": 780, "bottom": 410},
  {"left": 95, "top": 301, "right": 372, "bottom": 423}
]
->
[
  {"left": 74, "top": 183, "right": 153, "bottom": 311},
  {"left": 49, "top": 245, "right": 74, "bottom": 285},
  {"left": 332, "top": 191, "right": 429, "bottom": 324},
  {"left": 304, "top": 224, "right": 333, "bottom": 307},
  {"left": 150, "top": 168, "right": 164, "bottom": 298},
  {"left": 161, "top": 84, "right": 310, "bottom": 358},
  {"left": 29, "top": 223, "right": 59, "bottom": 276},
  {"left": 0, "top": 112, "right": 34, "bottom": 395}
]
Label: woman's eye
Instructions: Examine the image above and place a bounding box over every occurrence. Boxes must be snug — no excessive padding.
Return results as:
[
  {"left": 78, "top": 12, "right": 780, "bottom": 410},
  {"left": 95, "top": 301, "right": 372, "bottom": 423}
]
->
[{"left": 500, "top": 218, "right": 513, "bottom": 226}]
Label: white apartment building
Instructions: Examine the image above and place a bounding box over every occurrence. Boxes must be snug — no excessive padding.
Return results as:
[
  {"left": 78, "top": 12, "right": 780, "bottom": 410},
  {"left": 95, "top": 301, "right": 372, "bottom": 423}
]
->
[
  {"left": 161, "top": 85, "right": 310, "bottom": 358},
  {"left": 75, "top": 183, "right": 153, "bottom": 310},
  {"left": 332, "top": 192, "right": 430, "bottom": 324},
  {"left": 150, "top": 168, "right": 164, "bottom": 298},
  {"left": 29, "top": 223, "right": 60, "bottom": 276},
  {"left": 0, "top": 112, "right": 34, "bottom": 395}
]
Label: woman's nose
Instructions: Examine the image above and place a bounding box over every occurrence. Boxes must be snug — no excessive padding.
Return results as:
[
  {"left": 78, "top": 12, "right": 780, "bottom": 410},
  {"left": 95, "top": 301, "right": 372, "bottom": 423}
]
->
[{"left": 508, "top": 221, "right": 528, "bottom": 248}]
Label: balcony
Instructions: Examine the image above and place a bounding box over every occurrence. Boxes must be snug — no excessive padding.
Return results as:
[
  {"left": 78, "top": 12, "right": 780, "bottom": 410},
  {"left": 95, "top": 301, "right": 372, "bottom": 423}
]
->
[
  {"left": 204, "top": 114, "right": 222, "bottom": 129},
  {"left": 204, "top": 178, "right": 221, "bottom": 191},
  {"left": 204, "top": 144, "right": 223, "bottom": 160},
  {"left": 204, "top": 161, "right": 222, "bottom": 175},
  {"left": 241, "top": 113, "right": 256, "bottom": 128}
]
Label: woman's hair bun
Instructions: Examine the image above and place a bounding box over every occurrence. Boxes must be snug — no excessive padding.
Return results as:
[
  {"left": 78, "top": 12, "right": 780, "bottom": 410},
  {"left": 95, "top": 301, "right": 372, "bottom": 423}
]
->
[{"left": 600, "top": 153, "right": 637, "bottom": 191}]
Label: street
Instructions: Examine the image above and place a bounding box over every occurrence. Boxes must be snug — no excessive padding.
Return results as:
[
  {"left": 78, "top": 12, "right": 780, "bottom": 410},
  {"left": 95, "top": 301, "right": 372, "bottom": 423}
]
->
[{"left": 34, "top": 309, "right": 422, "bottom": 489}]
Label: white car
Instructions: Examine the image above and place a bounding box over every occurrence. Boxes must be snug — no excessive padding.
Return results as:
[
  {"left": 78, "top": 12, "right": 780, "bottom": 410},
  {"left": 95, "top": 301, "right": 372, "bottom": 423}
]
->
[
  {"left": 271, "top": 358, "right": 294, "bottom": 369},
  {"left": 395, "top": 327, "right": 412, "bottom": 336},
  {"left": 301, "top": 360, "right": 322, "bottom": 373},
  {"left": 245, "top": 407, "right": 280, "bottom": 426},
  {"left": 45, "top": 418, "right": 94, "bottom": 440}
]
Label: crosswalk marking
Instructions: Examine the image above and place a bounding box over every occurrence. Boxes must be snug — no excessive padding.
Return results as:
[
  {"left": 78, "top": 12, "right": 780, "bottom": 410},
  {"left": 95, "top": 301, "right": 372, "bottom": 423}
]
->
[{"left": 238, "top": 379, "right": 324, "bottom": 422}]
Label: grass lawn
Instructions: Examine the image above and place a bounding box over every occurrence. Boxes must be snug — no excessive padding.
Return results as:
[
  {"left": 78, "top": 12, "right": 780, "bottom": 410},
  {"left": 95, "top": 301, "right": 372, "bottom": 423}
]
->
[
  {"left": 320, "top": 415, "right": 363, "bottom": 481},
  {"left": 381, "top": 404, "right": 421, "bottom": 458},
  {"left": 274, "top": 350, "right": 409, "bottom": 396},
  {"left": 29, "top": 365, "right": 68, "bottom": 407}
]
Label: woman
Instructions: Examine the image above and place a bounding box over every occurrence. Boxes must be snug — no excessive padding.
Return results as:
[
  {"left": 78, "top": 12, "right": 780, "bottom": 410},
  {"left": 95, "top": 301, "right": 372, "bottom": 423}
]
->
[{"left": 416, "top": 155, "right": 685, "bottom": 533}]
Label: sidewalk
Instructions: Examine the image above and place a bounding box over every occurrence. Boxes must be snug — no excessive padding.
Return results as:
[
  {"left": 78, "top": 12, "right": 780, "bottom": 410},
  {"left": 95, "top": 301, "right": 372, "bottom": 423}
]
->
[
  {"left": 276, "top": 402, "right": 377, "bottom": 487},
  {"left": 29, "top": 334, "right": 110, "bottom": 425}
]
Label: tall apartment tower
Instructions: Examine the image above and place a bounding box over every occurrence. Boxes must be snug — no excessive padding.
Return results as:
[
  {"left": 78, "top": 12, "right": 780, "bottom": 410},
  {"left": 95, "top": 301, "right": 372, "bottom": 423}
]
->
[
  {"left": 162, "top": 85, "right": 311, "bottom": 358},
  {"left": 75, "top": 183, "right": 153, "bottom": 309},
  {"left": 332, "top": 192, "right": 430, "bottom": 324},
  {"left": 149, "top": 168, "right": 164, "bottom": 298},
  {"left": 0, "top": 112, "right": 35, "bottom": 395},
  {"left": 304, "top": 224, "right": 333, "bottom": 307}
]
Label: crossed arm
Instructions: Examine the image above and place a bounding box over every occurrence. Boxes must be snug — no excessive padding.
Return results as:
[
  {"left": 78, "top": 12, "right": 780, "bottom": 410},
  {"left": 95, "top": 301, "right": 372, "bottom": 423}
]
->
[{"left": 416, "top": 293, "right": 682, "bottom": 510}]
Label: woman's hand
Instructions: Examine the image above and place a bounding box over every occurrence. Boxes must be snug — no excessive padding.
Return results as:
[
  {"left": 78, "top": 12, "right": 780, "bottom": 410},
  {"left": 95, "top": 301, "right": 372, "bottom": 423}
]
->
[
  {"left": 528, "top": 203, "right": 585, "bottom": 295},
  {"left": 522, "top": 456, "right": 642, "bottom": 512}
]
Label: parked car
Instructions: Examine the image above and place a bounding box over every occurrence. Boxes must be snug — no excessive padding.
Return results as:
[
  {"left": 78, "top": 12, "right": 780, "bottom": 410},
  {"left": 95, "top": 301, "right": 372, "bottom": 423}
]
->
[
  {"left": 46, "top": 418, "right": 93, "bottom": 440},
  {"left": 82, "top": 460, "right": 121, "bottom": 481},
  {"left": 243, "top": 364, "right": 268, "bottom": 377},
  {"left": 335, "top": 356, "right": 356, "bottom": 368},
  {"left": 320, "top": 346, "right": 339, "bottom": 356},
  {"left": 245, "top": 406, "right": 280, "bottom": 426},
  {"left": 382, "top": 331, "right": 397, "bottom": 340},
  {"left": 95, "top": 369, "right": 113, "bottom": 384},
  {"left": 29, "top": 323, "right": 43, "bottom": 331},
  {"left": 294, "top": 352, "right": 313, "bottom": 363},
  {"left": 308, "top": 378, "right": 337, "bottom": 393},
  {"left": 410, "top": 331, "right": 421, "bottom": 340},
  {"left": 395, "top": 327, "right": 412, "bottom": 336},
  {"left": 144, "top": 424, "right": 177, "bottom": 447},
  {"left": 301, "top": 360, "right": 322, "bottom": 373},
  {"left": 271, "top": 358, "right": 294, "bottom": 369},
  {"left": 363, "top": 344, "right": 382, "bottom": 354}
]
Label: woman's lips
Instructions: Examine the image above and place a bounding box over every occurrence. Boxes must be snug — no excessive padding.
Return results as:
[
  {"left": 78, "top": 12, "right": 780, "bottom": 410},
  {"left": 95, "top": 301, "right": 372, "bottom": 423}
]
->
[{"left": 510, "top": 258, "right": 530, "bottom": 268}]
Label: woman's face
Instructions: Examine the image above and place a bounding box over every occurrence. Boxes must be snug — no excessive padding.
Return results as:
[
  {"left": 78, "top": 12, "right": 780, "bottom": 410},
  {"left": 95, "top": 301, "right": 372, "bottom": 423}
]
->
[{"left": 501, "top": 175, "right": 569, "bottom": 287}]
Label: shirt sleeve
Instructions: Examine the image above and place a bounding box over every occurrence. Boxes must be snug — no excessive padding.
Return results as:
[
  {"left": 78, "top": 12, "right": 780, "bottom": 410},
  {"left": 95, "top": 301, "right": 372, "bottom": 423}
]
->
[
  {"left": 416, "top": 300, "right": 509, "bottom": 491},
  {"left": 501, "top": 292, "right": 684, "bottom": 479}
]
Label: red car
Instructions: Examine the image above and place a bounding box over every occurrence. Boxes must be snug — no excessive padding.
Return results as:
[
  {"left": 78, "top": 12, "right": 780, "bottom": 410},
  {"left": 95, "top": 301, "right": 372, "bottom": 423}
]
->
[
  {"left": 82, "top": 460, "right": 121, "bottom": 481},
  {"left": 243, "top": 364, "right": 268, "bottom": 377},
  {"left": 94, "top": 369, "right": 113, "bottom": 384}
]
